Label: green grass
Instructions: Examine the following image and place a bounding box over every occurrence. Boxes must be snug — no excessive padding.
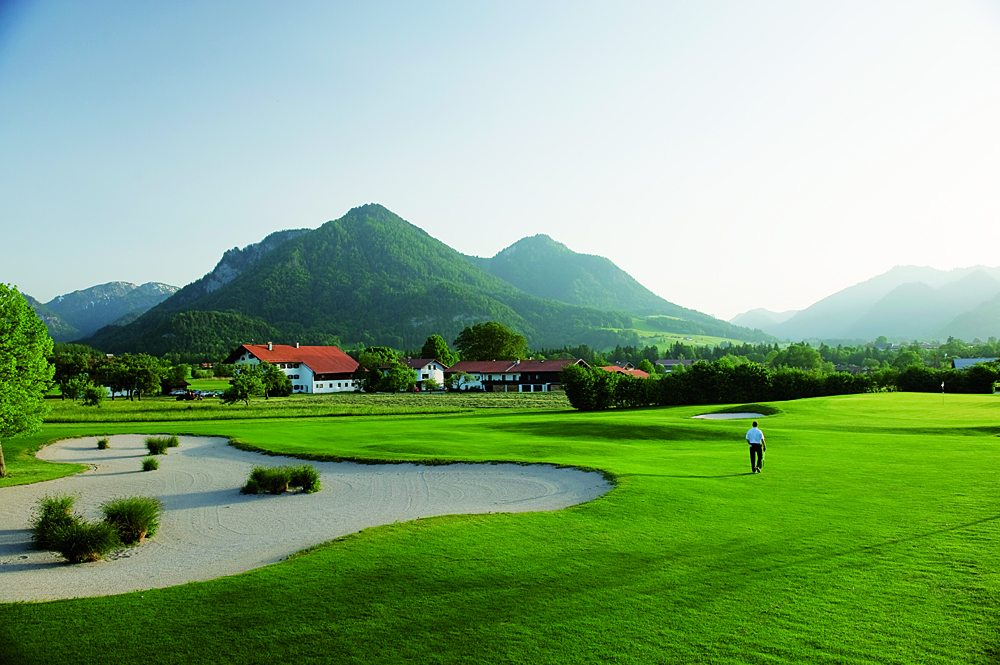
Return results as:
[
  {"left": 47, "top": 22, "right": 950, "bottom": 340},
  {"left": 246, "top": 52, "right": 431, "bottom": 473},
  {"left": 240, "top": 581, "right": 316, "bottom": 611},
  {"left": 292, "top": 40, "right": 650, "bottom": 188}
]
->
[
  {"left": 38, "top": 391, "right": 569, "bottom": 424},
  {"left": 0, "top": 392, "right": 997, "bottom": 664}
]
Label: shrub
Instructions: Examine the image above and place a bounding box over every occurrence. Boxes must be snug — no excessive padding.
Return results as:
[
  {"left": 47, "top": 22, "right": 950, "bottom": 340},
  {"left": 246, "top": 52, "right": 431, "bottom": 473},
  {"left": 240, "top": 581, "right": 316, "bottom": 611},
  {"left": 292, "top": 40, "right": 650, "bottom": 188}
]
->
[
  {"left": 166, "top": 434, "right": 180, "bottom": 448},
  {"left": 48, "top": 520, "right": 120, "bottom": 563},
  {"left": 96, "top": 437, "right": 109, "bottom": 450},
  {"left": 101, "top": 496, "right": 164, "bottom": 546},
  {"left": 145, "top": 436, "right": 169, "bottom": 455},
  {"left": 241, "top": 466, "right": 292, "bottom": 495},
  {"left": 289, "top": 464, "right": 322, "bottom": 493},
  {"left": 141, "top": 456, "right": 159, "bottom": 472},
  {"left": 81, "top": 384, "right": 105, "bottom": 407},
  {"left": 30, "top": 494, "right": 79, "bottom": 550},
  {"left": 241, "top": 464, "right": 321, "bottom": 494}
]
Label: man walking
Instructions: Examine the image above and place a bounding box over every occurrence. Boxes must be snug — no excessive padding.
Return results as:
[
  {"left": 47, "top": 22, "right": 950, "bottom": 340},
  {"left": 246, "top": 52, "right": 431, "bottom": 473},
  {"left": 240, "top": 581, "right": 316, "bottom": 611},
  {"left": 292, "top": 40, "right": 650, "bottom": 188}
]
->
[{"left": 746, "top": 421, "right": 765, "bottom": 474}]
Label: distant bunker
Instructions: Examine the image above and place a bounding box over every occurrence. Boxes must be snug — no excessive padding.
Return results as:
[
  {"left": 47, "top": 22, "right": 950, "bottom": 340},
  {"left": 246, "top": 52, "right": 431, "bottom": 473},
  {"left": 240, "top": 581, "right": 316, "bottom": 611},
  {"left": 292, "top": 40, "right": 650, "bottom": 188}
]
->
[{"left": 691, "top": 412, "right": 766, "bottom": 420}]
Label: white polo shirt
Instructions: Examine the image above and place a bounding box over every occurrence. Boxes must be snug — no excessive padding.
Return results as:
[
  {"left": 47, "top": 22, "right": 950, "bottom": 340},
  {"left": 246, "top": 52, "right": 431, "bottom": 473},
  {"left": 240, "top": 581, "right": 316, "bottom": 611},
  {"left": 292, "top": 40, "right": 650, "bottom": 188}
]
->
[{"left": 746, "top": 427, "right": 764, "bottom": 445}]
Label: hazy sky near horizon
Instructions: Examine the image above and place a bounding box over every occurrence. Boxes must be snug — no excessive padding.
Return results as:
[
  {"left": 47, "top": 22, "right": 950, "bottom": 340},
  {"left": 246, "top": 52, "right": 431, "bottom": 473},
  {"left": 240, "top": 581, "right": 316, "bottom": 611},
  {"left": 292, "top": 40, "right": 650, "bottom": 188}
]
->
[{"left": 4, "top": 1, "right": 1000, "bottom": 321}]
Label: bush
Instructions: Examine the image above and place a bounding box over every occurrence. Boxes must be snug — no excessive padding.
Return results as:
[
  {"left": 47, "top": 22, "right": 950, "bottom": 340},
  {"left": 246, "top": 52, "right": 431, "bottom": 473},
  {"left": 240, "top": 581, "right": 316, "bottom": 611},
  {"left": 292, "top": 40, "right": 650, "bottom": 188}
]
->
[
  {"left": 242, "top": 466, "right": 292, "bottom": 494},
  {"left": 81, "top": 384, "right": 105, "bottom": 407},
  {"left": 141, "top": 456, "right": 159, "bottom": 472},
  {"left": 96, "top": 437, "right": 109, "bottom": 450},
  {"left": 30, "top": 494, "right": 79, "bottom": 550},
  {"left": 100, "top": 496, "right": 164, "bottom": 546},
  {"left": 166, "top": 434, "right": 180, "bottom": 448},
  {"left": 145, "top": 436, "right": 170, "bottom": 455},
  {"left": 241, "top": 464, "right": 321, "bottom": 494},
  {"left": 48, "top": 520, "right": 120, "bottom": 563},
  {"left": 289, "top": 464, "right": 322, "bottom": 493}
]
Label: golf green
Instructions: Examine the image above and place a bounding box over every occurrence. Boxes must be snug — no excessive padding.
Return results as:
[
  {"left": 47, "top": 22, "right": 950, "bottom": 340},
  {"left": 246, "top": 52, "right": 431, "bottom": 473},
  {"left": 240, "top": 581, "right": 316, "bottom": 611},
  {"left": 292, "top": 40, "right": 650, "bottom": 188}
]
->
[{"left": 1, "top": 392, "right": 996, "bottom": 664}]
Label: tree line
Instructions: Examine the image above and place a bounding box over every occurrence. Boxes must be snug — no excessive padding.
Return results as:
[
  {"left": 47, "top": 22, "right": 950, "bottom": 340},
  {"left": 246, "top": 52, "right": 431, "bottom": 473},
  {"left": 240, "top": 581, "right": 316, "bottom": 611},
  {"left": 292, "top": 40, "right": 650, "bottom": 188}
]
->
[{"left": 560, "top": 359, "right": 1000, "bottom": 411}]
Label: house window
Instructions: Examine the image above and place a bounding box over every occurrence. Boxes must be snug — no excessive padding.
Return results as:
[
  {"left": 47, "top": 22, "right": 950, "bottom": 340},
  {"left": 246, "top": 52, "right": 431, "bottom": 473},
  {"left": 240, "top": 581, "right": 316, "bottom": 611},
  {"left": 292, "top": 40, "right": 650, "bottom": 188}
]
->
[
  {"left": 317, "top": 384, "right": 323, "bottom": 388},
  {"left": 422, "top": 373, "right": 428, "bottom": 379}
]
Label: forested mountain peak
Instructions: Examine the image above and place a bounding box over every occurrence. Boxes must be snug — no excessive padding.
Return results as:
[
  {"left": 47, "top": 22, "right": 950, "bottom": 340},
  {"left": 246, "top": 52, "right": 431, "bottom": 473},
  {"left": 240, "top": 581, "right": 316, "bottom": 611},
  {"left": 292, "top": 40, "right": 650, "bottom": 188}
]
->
[{"left": 159, "top": 227, "right": 311, "bottom": 311}]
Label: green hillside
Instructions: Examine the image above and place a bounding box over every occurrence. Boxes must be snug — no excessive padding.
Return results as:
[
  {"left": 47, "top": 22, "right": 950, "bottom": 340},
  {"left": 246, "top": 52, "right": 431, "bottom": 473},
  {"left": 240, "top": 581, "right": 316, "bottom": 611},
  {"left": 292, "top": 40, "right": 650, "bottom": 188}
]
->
[
  {"left": 469, "top": 234, "right": 769, "bottom": 341},
  {"left": 83, "top": 205, "right": 634, "bottom": 357}
]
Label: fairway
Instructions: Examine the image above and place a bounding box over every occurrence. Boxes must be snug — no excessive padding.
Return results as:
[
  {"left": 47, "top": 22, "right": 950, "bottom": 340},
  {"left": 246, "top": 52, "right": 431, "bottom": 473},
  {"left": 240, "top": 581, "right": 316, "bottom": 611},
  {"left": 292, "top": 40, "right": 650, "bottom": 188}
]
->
[{"left": 1, "top": 392, "right": 997, "bottom": 664}]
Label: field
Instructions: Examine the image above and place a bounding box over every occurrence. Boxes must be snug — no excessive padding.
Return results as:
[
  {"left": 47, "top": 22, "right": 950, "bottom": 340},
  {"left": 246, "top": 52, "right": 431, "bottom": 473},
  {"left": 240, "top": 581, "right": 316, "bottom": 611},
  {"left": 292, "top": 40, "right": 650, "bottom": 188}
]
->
[
  {"left": 1, "top": 392, "right": 997, "bottom": 664},
  {"left": 603, "top": 317, "right": 770, "bottom": 349}
]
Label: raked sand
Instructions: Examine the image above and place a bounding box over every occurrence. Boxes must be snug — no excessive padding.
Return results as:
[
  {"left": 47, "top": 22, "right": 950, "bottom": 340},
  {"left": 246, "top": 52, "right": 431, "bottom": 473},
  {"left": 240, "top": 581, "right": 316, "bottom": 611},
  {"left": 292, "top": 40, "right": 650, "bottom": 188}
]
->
[{"left": 0, "top": 435, "right": 610, "bottom": 603}]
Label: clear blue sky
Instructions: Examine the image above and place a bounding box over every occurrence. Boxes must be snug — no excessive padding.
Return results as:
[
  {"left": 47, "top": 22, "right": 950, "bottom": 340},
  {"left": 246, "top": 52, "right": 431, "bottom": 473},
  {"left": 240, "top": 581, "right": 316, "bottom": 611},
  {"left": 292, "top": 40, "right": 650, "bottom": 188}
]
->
[{"left": 3, "top": 1, "right": 1000, "bottom": 320}]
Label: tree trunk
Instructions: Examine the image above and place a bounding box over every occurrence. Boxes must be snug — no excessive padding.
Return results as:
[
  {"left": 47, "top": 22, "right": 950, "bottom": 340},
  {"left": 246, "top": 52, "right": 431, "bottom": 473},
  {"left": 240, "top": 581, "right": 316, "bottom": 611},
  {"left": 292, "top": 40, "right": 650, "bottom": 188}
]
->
[{"left": 0, "top": 441, "right": 7, "bottom": 478}]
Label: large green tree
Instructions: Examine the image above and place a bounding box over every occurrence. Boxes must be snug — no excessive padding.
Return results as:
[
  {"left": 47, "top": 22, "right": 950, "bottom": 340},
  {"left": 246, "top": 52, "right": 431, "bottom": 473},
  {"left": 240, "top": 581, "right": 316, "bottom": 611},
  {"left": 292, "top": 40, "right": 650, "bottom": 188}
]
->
[
  {"left": 453, "top": 322, "right": 528, "bottom": 361},
  {"left": 419, "top": 334, "right": 458, "bottom": 366},
  {"left": 221, "top": 364, "right": 266, "bottom": 406},
  {"left": 0, "top": 284, "right": 54, "bottom": 477}
]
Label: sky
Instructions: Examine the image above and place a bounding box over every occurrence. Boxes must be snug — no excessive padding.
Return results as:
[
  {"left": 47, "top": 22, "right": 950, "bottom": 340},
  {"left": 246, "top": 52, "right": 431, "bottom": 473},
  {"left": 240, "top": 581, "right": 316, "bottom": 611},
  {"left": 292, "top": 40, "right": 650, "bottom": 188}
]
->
[{"left": 3, "top": 1, "right": 1000, "bottom": 321}]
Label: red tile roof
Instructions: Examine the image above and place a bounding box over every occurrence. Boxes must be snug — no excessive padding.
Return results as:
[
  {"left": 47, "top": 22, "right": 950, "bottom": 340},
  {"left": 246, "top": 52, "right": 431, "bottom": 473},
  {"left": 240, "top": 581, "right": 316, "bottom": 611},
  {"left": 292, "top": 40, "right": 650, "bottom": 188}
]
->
[
  {"left": 226, "top": 344, "right": 358, "bottom": 375},
  {"left": 600, "top": 365, "right": 650, "bottom": 379}
]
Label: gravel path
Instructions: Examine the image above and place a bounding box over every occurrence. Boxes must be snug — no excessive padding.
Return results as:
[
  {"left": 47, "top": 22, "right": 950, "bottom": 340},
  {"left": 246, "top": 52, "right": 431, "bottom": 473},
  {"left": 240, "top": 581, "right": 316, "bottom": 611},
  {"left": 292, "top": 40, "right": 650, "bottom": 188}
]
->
[{"left": 0, "top": 435, "right": 610, "bottom": 603}]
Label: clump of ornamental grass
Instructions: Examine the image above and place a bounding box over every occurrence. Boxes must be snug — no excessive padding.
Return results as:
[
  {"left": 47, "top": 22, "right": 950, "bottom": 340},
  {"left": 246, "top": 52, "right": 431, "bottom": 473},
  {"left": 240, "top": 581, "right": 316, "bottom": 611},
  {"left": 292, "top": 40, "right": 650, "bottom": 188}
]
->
[
  {"left": 141, "top": 456, "right": 159, "bottom": 472},
  {"left": 30, "top": 494, "right": 79, "bottom": 550},
  {"left": 96, "top": 437, "right": 109, "bottom": 450},
  {"left": 242, "top": 466, "right": 292, "bottom": 495},
  {"left": 100, "top": 496, "right": 164, "bottom": 546},
  {"left": 289, "top": 464, "right": 322, "bottom": 493},
  {"left": 166, "top": 434, "right": 180, "bottom": 448},
  {"left": 241, "top": 464, "right": 322, "bottom": 495},
  {"left": 48, "top": 520, "right": 120, "bottom": 563},
  {"left": 144, "top": 436, "right": 169, "bottom": 455}
]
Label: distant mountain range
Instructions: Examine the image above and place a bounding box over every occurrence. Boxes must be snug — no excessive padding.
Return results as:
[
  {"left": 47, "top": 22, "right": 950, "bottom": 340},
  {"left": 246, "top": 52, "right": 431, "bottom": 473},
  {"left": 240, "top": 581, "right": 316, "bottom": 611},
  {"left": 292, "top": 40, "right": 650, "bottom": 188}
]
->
[
  {"left": 25, "top": 282, "right": 179, "bottom": 342},
  {"left": 73, "top": 204, "right": 769, "bottom": 359},
  {"left": 730, "top": 265, "right": 1000, "bottom": 342}
]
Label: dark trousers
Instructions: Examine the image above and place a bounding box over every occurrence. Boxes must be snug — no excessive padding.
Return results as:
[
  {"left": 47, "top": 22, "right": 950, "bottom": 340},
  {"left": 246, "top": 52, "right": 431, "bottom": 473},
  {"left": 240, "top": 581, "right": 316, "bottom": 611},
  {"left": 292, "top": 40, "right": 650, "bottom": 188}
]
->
[{"left": 749, "top": 444, "right": 763, "bottom": 471}]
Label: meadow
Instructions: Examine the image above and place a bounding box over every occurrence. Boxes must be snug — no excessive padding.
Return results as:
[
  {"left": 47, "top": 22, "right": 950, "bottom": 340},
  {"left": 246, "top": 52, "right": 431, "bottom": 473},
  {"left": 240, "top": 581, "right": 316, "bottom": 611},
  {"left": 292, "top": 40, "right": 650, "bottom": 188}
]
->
[{"left": 0, "top": 392, "right": 996, "bottom": 664}]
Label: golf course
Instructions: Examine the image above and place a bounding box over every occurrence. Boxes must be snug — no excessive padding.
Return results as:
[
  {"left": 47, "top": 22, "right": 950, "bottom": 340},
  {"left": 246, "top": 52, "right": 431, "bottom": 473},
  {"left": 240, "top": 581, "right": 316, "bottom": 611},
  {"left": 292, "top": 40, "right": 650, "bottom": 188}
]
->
[{"left": 0, "top": 391, "right": 996, "bottom": 664}]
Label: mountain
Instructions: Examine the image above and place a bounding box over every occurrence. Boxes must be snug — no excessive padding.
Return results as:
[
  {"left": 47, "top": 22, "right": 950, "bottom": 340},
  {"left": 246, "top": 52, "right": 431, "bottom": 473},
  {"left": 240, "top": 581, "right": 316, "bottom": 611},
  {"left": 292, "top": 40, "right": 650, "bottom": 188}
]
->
[
  {"left": 23, "top": 294, "right": 81, "bottom": 342},
  {"left": 467, "top": 234, "right": 767, "bottom": 340},
  {"left": 163, "top": 228, "right": 310, "bottom": 309},
  {"left": 467, "top": 234, "right": 676, "bottom": 315},
  {"left": 938, "top": 291, "right": 1000, "bottom": 341},
  {"left": 759, "top": 265, "right": 1000, "bottom": 341},
  {"left": 41, "top": 281, "right": 179, "bottom": 339},
  {"left": 81, "top": 205, "right": 638, "bottom": 358},
  {"left": 729, "top": 308, "right": 799, "bottom": 330},
  {"left": 81, "top": 205, "right": 772, "bottom": 359}
]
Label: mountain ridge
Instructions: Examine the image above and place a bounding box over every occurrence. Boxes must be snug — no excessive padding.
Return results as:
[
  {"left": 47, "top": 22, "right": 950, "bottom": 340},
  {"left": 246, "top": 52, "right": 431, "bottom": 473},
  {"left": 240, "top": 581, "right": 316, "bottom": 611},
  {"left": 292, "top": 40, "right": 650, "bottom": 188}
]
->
[{"left": 81, "top": 204, "right": 769, "bottom": 359}]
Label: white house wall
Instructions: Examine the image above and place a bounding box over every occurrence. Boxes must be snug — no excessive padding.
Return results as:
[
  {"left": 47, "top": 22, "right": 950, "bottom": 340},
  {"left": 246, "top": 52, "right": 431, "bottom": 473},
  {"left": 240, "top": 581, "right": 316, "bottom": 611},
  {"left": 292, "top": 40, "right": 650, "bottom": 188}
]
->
[{"left": 233, "top": 355, "right": 355, "bottom": 394}]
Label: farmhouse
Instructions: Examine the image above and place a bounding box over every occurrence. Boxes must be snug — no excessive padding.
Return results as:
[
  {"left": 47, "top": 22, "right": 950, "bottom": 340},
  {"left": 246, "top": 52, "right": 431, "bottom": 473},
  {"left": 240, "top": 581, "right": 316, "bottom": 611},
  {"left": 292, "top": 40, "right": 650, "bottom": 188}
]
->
[
  {"left": 600, "top": 365, "right": 650, "bottom": 379},
  {"left": 655, "top": 359, "right": 696, "bottom": 373},
  {"left": 398, "top": 358, "right": 448, "bottom": 389},
  {"left": 224, "top": 343, "right": 359, "bottom": 394},
  {"left": 952, "top": 357, "right": 998, "bottom": 370},
  {"left": 447, "top": 358, "right": 589, "bottom": 392}
]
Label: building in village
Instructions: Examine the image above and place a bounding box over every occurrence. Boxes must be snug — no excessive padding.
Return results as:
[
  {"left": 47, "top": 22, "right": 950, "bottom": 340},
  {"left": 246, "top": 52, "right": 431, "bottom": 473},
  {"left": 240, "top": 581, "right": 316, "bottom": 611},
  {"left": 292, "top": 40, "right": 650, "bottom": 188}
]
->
[
  {"left": 600, "top": 365, "right": 650, "bottom": 379},
  {"left": 446, "top": 358, "right": 589, "bottom": 392},
  {"left": 224, "top": 343, "right": 359, "bottom": 394},
  {"left": 655, "top": 359, "right": 696, "bottom": 373},
  {"left": 398, "top": 358, "right": 448, "bottom": 389}
]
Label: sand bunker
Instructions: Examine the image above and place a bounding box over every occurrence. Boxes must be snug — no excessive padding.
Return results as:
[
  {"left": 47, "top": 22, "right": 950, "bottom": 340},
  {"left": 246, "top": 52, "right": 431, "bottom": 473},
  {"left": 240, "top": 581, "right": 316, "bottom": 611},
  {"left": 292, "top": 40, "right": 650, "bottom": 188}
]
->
[
  {"left": 691, "top": 412, "right": 766, "bottom": 420},
  {"left": 0, "top": 435, "right": 610, "bottom": 603}
]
